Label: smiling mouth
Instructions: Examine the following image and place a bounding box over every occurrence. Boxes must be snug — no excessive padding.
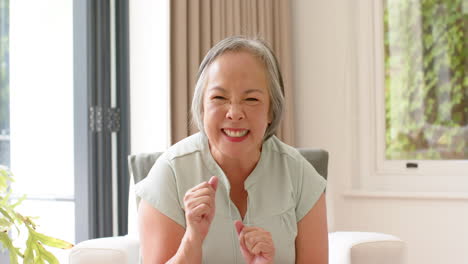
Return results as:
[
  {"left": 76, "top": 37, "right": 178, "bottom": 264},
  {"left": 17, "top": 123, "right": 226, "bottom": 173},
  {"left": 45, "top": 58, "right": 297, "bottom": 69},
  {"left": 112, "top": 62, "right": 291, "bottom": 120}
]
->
[{"left": 222, "top": 129, "right": 249, "bottom": 138}]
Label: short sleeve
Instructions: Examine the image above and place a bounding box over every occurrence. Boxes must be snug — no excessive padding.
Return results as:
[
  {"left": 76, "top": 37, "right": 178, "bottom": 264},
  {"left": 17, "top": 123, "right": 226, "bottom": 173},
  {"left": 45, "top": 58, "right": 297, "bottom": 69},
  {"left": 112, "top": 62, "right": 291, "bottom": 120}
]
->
[
  {"left": 134, "top": 155, "right": 186, "bottom": 228},
  {"left": 295, "top": 159, "right": 327, "bottom": 222}
]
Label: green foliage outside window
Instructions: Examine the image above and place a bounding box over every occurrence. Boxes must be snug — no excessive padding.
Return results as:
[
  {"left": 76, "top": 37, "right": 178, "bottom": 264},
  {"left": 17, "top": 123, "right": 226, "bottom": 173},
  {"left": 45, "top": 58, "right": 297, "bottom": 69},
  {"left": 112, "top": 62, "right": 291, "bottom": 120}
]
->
[{"left": 384, "top": 0, "right": 467, "bottom": 159}]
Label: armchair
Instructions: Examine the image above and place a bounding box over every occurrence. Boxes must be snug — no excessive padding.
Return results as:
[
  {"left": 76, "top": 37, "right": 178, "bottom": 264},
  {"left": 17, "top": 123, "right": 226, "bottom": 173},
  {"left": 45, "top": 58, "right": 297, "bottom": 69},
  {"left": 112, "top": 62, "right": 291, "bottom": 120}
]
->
[{"left": 70, "top": 149, "right": 406, "bottom": 264}]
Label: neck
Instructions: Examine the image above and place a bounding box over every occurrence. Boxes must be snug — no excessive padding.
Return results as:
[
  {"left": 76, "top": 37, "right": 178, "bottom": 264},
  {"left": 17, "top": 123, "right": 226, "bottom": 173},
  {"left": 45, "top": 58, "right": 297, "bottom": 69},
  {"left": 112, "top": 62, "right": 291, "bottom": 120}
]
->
[{"left": 210, "top": 147, "right": 261, "bottom": 185}]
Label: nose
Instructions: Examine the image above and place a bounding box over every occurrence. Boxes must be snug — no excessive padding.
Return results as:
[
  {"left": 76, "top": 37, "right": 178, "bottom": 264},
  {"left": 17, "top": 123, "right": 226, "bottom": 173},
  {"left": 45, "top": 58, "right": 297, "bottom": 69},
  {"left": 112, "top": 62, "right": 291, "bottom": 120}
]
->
[{"left": 226, "top": 103, "right": 245, "bottom": 121}]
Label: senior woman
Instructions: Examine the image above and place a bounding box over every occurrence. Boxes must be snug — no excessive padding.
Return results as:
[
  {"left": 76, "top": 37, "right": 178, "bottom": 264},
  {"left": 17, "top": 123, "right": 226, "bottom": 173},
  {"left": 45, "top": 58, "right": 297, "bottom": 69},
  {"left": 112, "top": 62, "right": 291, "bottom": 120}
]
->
[{"left": 136, "top": 36, "right": 328, "bottom": 263}]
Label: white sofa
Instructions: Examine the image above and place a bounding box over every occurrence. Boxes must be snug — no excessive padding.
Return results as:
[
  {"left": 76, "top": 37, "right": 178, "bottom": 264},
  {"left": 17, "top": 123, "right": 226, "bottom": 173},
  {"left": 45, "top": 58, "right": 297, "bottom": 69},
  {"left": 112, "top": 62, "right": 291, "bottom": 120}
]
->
[{"left": 70, "top": 151, "right": 406, "bottom": 264}]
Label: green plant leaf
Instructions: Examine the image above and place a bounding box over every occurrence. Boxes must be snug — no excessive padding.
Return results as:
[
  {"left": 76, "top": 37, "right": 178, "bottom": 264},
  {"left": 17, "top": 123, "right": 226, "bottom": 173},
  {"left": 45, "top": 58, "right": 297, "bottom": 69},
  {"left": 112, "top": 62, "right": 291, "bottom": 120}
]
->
[
  {"left": 24, "top": 233, "right": 36, "bottom": 264},
  {"left": 36, "top": 242, "right": 60, "bottom": 264},
  {"left": 0, "top": 207, "right": 14, "bottom": 223},
  {"left": 0, "top": 217, "right": 11, "bottom": 228},
  {"left": 0, "top": 231, "right": 21, "bottom": 264},
  {"left": 10, "top": 194, "right": 26, "bottom": 209},
  {"left": 0, "top": 167, "right": 14, "bottom": 193},
  {"left": 1, "top": 166, "right": 74, "bottom": 263},
  {"left": 29, "top": 227, "right": 74, "bottom": 249}
]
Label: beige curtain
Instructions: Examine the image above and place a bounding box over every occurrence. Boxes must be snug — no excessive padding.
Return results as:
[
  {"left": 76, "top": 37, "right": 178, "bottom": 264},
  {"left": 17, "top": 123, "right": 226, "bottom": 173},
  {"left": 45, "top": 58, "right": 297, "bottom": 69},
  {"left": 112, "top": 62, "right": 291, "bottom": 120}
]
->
[{"left": 170, "top": 0, "right": 295, "bottom": 146}]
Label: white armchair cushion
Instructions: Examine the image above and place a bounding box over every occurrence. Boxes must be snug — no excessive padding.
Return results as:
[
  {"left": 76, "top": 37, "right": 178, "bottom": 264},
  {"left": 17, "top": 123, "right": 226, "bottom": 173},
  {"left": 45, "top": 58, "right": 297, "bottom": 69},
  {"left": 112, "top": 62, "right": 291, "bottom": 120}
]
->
[
  {"left": 70, "top": 232, "right": 406, "bottom": 264},
  {"left": 329, "top": 231, "right": 406, "bottom": 264},
  {"left": 69, "top": 236, "right": 140, "bottom": 264}
]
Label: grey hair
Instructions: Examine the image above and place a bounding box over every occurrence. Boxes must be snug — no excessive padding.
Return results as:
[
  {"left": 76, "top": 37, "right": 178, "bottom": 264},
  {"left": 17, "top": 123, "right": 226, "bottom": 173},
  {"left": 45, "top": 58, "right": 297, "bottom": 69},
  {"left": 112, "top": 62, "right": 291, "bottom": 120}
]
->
[{"left": 191, "top": 36, "right": 285, "bottom": 141}]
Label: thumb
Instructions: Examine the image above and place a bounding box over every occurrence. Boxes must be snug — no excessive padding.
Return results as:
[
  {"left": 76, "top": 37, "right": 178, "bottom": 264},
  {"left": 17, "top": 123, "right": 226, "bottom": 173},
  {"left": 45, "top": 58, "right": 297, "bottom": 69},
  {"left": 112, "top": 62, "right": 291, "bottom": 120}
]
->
[
  {"left": 234, "top": 220, "right": 244, "bottom": 236},
  {"left": 208, "top": 176, "right": 218, "bottom": 191}
]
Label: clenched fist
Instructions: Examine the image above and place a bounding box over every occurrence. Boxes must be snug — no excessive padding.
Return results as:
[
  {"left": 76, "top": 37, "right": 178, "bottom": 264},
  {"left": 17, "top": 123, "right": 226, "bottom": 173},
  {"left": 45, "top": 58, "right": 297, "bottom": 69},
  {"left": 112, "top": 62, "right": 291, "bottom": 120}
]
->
[
  {"left": 183, "top": 176, "right": 218, "bottom": 243},
  {"left": 235, "top": 220, "right": 275, "bottom": 264}
]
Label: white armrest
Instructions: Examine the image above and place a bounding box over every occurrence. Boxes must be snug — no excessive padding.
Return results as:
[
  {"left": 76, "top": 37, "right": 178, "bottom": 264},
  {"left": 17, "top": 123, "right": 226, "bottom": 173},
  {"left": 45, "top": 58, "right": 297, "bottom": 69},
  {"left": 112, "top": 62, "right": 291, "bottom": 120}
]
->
[
  {"left": 69, "top": 236, "right": 140, "bottom": 264},
  {"left": 69, "top": 231, "right": 405, "bottom": 264},
  {"left": 329, "top": 231, "right": 406, "bottom": 264}
]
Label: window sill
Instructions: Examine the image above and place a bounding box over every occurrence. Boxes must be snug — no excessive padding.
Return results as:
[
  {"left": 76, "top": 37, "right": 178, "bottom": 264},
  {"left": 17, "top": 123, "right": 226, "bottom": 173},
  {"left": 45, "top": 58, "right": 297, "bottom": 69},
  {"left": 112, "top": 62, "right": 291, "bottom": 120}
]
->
[{"left": 343, "top": 190, "right": 468, "bottom": 201}]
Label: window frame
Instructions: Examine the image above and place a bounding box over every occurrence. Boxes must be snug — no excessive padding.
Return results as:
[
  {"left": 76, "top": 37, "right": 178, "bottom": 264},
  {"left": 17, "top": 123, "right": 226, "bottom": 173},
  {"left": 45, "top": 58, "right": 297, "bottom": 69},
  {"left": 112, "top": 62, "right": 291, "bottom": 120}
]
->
[
  {"left": 74, "top": 0, "right": 130, "bottom": 242},
  {"left": 352, "top": 0, "right": 468, "bottom": 194}
]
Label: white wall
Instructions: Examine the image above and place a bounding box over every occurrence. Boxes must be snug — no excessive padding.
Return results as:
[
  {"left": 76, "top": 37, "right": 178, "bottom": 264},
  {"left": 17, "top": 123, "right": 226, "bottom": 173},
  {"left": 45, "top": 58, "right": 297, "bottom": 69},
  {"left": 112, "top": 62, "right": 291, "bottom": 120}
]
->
[
  {"left": 128, "top": 0, "right": 171, "bottom": 236},
  {"left": 292, "top": 1, "right": 468, "bottom": 264},
  {"left": 129, "top": 0, "right": 170, "bottom": 155}
]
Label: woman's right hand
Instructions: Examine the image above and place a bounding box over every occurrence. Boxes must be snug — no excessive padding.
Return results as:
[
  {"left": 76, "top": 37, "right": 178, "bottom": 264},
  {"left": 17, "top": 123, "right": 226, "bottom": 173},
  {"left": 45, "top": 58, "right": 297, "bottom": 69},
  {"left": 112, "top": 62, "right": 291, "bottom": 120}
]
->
[
  {"left": 235, "top": 221, "right": 275, "bottom": 264},
  {"left": 183, "top": 176, "right": 218, "bottom": 243}
]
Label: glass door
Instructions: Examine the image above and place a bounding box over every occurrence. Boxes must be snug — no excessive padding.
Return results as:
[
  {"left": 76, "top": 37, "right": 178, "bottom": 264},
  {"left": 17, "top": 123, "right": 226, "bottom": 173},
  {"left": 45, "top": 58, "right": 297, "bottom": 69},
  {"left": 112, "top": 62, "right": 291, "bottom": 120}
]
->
[{"left": 1, "top": 0, "right": 74, "bottom": 262}]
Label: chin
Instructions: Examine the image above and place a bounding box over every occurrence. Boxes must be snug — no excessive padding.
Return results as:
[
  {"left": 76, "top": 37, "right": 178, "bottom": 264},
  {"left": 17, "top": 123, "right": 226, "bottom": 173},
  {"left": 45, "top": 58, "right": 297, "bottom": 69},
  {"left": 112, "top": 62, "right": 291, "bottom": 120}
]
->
[{"left": 223, "top": 141, "right": 259, "bottom": 155}]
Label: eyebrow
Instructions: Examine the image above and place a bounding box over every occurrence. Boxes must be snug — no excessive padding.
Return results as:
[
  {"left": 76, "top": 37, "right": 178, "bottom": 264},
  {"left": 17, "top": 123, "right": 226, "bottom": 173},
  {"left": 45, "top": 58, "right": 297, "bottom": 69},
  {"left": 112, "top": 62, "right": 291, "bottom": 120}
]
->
[{"left": 208, "top": 86, "right": 265, "bottom": 94}]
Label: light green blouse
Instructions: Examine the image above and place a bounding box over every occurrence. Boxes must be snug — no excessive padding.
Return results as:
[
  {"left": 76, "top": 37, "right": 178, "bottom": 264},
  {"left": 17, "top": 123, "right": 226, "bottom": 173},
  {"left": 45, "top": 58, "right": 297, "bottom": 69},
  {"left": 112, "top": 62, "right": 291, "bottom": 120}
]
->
[{"left": 135, "top": 133, "right": 326, "bottom": 263}]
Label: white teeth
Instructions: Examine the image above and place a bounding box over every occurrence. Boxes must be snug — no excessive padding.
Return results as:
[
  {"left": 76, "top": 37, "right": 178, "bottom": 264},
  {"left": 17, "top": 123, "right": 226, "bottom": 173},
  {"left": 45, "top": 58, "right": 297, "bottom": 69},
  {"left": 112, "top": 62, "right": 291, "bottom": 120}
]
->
[{"left": 223, "top": 129, "right": 248, "bottom": 137}]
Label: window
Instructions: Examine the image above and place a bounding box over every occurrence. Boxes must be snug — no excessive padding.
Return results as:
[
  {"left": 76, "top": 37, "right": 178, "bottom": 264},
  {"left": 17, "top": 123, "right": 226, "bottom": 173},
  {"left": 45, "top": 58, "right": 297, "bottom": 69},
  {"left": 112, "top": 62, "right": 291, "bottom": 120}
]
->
[
  {"left": 0, "top": 0, "right": 9, "bottom": 168},
  {"left": 353, "top": 0, "right": 468, "bottom": 194},
  {"left": 1, "top": 1, "right": 132, "bottom": 261},
  {"left": 383, "top": 0, "right": 467, "bottom": 161},
  {"left": 1, "top": 0, "right": 74, "bottom": 262}
]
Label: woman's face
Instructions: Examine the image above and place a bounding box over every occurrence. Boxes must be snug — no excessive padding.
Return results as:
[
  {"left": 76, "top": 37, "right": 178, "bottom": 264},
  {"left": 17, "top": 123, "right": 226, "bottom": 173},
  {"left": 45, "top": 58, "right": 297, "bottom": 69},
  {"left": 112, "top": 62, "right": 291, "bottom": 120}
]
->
[{"left": 203, "top": 51, "right": 271, "bottom": 161}]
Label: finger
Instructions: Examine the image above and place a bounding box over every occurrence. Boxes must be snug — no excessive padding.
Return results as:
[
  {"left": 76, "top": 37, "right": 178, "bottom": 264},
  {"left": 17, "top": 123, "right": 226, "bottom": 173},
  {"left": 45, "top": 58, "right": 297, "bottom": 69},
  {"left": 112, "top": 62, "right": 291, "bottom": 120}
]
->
[
  {"left": 234, "top": 220, "right": 244, "bottom": 235},
  {"left": 208, "top": 176, "right": 218, "bottom": 191},
  {"left": 238, "top": 230, "right": 249, "bottom": 255},
  {"left": 243, "top": 231, "right": 272, "bottom": 251},
  {"left": 241, "top": 231, "right": 261, "bottom": 253},
  {"left": 187, "top": 178, "right": 217, "bottom": 196},
  {"left": 240, "top": 227, "right": 266, "bottom": 242},
  {"left": 188, "top": 203, "right": 211, "bottom": 220},
  {"left": 243, "top": 229, "right": 271, "bottom": 241},
  {"left": 184, "top": 185, "right": 215, "bottom": 203},
  {"left": 238, "top": 225, "right": 263, "bottom": 232},
  {"left": 251, "top": 241, "right": 273, "bottom": 256},
  {"left": 186, "top": 196, "right": 213, "bottom": 210},
  {"left": 244, "top": 233, "right": 261, "bottom": 252},
  {"left": 187, "top": 181, "right": 211, "bottom": 193},
  {"left": 235, "top": 221, "right": 249, "bottom": 249},
  {"left": 241, "top": 226, "right": 271, "bottom": 237},
  {"left": 191, "top": 188, "right": 215, "bottom": 199}
]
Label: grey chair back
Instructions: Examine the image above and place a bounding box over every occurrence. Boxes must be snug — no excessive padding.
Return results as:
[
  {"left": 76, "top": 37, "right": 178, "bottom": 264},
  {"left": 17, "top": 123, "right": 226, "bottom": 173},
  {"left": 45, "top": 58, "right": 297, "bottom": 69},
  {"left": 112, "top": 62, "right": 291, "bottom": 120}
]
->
[{"left": 128, "top": 149, "right": 328, "bottom": 206}]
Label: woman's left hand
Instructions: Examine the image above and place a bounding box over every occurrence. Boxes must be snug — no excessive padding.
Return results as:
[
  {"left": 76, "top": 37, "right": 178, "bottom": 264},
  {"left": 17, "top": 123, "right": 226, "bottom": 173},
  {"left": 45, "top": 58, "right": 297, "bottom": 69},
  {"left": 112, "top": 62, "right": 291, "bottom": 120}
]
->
[{"left": 235, "top": 220, "right": 275, "bottom": 264}]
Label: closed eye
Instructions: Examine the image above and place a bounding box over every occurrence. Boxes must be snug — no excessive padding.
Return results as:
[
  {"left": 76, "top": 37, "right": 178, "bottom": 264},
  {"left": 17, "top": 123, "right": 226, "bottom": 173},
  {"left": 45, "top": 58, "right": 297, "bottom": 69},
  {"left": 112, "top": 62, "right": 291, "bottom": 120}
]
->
[
  {"left": 212, "top": 96, "right": 226, "bottom": 100},
  {"left": 245, "top": 98, "right": 259, "bottom": 101}
]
